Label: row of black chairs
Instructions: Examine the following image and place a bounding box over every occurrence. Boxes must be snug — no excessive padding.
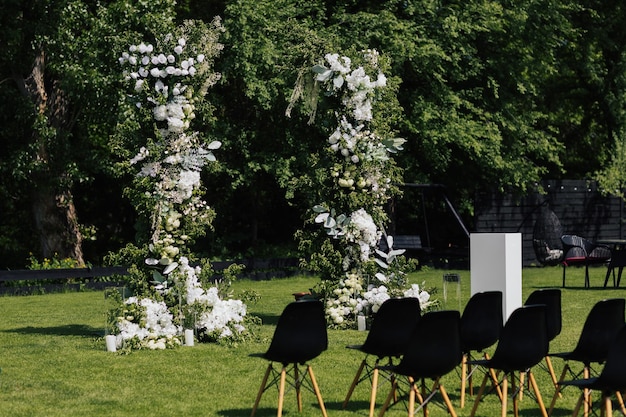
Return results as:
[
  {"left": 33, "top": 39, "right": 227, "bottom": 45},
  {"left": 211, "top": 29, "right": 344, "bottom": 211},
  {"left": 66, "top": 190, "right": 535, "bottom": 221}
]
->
[{"left": 250, "top": 292, "right": 626, "bottom": 417}]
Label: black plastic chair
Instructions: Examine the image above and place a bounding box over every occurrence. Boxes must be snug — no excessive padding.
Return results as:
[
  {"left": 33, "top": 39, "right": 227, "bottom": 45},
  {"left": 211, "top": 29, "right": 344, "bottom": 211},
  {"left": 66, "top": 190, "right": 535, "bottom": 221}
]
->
[
  {"left": 459, "top": 291, "right": 503, "bottom": 408},
  {"left": 559, "top": 324, "right": 626, "bottom": 417},
  {"left": 603, "top": 244, "right": 626, "bottom": 288},
  {"left": 548, "top": 298, "right": 625, "bottom": 416},
  {"left": 524, "top": 289, "right": 562, "bottom": 394},
  {"left": 469, "top": 305, "right": 549, "bottom": 417},
  {"left": 561, "top": 234, "right": 611, "bottom": 288},
  {"left": 251, "top": 300, "right": 328, "bottom": 417},
  {"left": 342, "top": 297, "right": 421, "bottom": 417},
  {"left": 378, "top": 310, "right": 463, "bottom": 417}
]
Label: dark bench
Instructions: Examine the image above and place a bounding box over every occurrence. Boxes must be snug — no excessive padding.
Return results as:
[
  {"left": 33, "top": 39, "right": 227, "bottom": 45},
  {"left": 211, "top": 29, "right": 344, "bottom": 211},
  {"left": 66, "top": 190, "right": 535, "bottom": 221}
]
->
[{"left": 0, "top": 267, "right": 129, "bottom": 295}]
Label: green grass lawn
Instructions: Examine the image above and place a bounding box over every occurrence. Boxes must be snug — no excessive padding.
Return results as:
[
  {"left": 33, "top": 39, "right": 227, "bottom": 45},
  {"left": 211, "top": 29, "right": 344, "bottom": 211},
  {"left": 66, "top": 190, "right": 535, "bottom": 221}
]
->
[{"left": 0, "top": 265, "right": 624, "bottom": 417}]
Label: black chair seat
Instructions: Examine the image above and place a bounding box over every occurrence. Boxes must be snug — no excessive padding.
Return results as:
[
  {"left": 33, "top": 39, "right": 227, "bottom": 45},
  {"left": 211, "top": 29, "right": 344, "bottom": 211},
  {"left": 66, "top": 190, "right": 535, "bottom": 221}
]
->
[
  {"left": 251, "top": 300, "right": 328, "bottom": 417},
  {"left": 468, "top": 305, "right": 550, "bottom": 417},
  {"left": 378, "top": 310, "right": 463, "bottom": 417},
  {"left": 342, "top": 297, "right": 422, "bottom": 417}
]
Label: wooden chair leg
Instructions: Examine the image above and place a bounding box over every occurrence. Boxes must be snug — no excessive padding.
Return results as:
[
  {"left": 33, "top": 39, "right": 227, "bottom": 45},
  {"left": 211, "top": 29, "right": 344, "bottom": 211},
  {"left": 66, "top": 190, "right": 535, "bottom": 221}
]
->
[
  {"left": 377, "top": 378, "right": 397, "bottom": 417},
  {"left": 295, "top": 364, "right": 302, "bottom": 412},
  {"left": 408, "top": 379, "right": 416, "bottom": 417},
  {"left": 460, "top": 353, "right": 468, "bottom": 408},
  {"left": 549, "top": 363, "right": 571, "bottom": 415},
  {"left": 616, "top": 391, "right": 626, "bottom": 415},
  {"left": 528, "top": 370, "right": 548, "bottom": 417},
  {"left": 343, "top": 359, "right": 366, "bottom": 408},
  {"left": 604, "top": 394, "right": 613, "bottom": 417},
  {"left": 251, "top": 364, "right": 273, "bottom": 417},
  {"left": 501, "top": 373, "right": 508, "bottom": 417},
  {"left": 307, "top": 365, "right": 328, "bottom": 417},
  {"left": 369, "top": 366, "right": 379, "bottom": 417},
  {"left": 470, "top": 371, "right": 490, "bottom": 417},
  {"left": 545, "top": 356, "right": 561, "bottom": 397},
  {"left": 583, "top": 366, "right": 591, "bottom": 417},
  {"left": 277, "top": 366, "right": 287, "bottom": 417},
  {"left": 572, "top": 392, "right": 583, "bottom": 417},
  {"left": 439, "top": 383, "right": 458, "bottom": 417}
]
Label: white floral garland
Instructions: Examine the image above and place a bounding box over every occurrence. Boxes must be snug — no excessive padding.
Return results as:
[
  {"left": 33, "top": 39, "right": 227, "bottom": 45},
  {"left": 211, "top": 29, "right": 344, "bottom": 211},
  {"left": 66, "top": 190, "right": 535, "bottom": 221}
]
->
[
  {"left": 114, "top": 20, "right": 247, "bottom": 350},
  {"left": 311, "top": 51, "right": 434, "bottom": 326}
]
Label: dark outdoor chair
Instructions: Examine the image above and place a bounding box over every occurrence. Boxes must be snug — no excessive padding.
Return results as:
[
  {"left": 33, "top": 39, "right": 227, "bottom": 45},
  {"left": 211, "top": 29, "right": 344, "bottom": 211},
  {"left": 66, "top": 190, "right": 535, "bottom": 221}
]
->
[
  {"left": 342, "top": 297, "right": 421, "bottom": 417},
  {"left": 559, "top": 324, "right": 626, "bottom": 417},
  {"left": 468, "top": 305, "right": 550, "bottom": 417},
  {"left": 459, "top": 291, "right": 503, "bottom": 408},
  {"left": 378, "top": 310, "right": 463, "bottom": 417},
  {"left": 532, "top": 207, "right": 564, "bottom": 266},
  {"left": 604, "top": 244, "right": 626, "bottom": 288},
  {"left": 561, "top": 234, "right": 611, "bottom": 288},
  {"left": 250, "top": 300, "right": 328, "bottom": 417},
  {"left": 548, "top": 298, "right": 625, "bottom": 416},
  {"left": 524, "top": 289, "right": 562, "bottom": 395}
]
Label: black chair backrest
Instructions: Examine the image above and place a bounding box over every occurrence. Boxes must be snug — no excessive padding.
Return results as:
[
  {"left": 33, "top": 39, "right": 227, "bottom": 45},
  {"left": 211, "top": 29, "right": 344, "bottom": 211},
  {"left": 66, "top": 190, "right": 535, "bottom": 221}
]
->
[
  {"left": 489, "top": 305, "right": 548, "bottom": 372},
  {"left": 597, "top": 324, "right": 626, "bottom": 388},
  {"left": 571, "top": 298, "right": 625, "bottom": 364},
  {"left": 361, "top": 297, "right": 422, "bottom": 357},
  {"left": 394, "top": 310, "right": 462, "bottom": 379},
  {"left": 561, "top": 234, "right": 591, "bottom": 258},
  {"left": 525, "top": 289, "right": 562, "bottom": 342},
  {"left": 264, "top": 300, "right": 328, "bottom": 365},
  {"left": 460, "top": 291, "right": 503, "bottom": 352}
]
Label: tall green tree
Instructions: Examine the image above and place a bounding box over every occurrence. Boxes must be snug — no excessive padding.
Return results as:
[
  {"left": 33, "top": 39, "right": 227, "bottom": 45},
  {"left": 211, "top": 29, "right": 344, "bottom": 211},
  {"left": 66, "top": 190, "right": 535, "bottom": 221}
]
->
[{"left": 0, "top": 0, "right": 176, "bottom": 266}]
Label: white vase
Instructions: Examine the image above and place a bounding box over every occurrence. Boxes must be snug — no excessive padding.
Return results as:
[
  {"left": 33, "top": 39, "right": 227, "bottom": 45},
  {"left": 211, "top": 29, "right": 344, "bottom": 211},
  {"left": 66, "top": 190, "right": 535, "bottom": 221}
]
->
[
  {"left": 184, "top": 329, "right": 194, "bottom": 346},
  {"left": 357, "top": 315, "right": 366, "bottom": 331},
  {"left": 105, "top": 334, "right": 117, "bottom": 352}
]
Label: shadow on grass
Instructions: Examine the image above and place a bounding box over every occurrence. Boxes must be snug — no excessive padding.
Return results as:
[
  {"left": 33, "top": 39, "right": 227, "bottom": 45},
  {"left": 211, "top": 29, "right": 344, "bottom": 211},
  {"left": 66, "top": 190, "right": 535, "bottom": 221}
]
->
[
  {"left": 2, "top": 324, "right": 103, "bottom": 337},
  {"left": 218, "top": 399, "right": 364, "bottom": 416},
  {"left": 251, "top": 313, "right": 280, "bottom": 326}
]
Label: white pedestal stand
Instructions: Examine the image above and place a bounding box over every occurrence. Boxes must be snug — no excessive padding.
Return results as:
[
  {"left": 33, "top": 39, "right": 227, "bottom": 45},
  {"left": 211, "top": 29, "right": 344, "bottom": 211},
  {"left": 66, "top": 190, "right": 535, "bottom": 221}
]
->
[{"left": 470, "top": 233, "right": 522, "bottom": 321}]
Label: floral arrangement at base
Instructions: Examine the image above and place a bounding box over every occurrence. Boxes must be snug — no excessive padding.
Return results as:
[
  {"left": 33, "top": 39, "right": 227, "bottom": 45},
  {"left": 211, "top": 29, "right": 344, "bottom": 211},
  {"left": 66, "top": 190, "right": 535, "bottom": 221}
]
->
[
  {"left": 109, "top": 18, "right": 254, "bottom": 351},
  {"left": 292, "top": 50, "right": 438, "bottom": 328}
]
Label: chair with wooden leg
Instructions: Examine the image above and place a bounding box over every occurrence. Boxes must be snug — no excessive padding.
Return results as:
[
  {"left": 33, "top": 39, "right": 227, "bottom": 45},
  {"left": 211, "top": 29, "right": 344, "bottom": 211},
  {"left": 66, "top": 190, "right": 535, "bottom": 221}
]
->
[
  {"left": 469, "top": 304, "right": 550, "bottom": 417},
  {"left": 250, "top": 300, "right": 328, "bottom": 417},
  {"left": 459, "top": 291, "right": 503, "bottom": 408},
  {"left": 342, "top": 297, "right": 422, "bottom": 417},
  {"left": 548, "top": 298, "right": 625, "bottom": 417},
  {"left": 524, "top": 288, "right": 562, "bottom": 396},
  {"left": 559, "top": 324, "right": 626, "bottom": 417},
  {"left": 378, "top": 310, "right": 463, "bottom": 417}
]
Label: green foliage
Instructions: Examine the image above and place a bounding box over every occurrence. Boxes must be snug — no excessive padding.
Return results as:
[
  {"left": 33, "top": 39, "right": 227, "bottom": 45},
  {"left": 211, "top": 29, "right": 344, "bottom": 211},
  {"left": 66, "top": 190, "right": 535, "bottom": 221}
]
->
[{"left": 27, "top": 254, "right": 85, "bottom": 270}]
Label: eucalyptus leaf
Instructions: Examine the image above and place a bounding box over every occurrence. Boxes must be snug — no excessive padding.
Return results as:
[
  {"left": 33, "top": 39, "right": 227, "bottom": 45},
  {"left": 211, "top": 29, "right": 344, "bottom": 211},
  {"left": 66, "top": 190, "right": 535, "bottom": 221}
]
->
[
  {"left": 315, "top": 212, "right": 329, "bottom": 223},
  {"left": 375, "top": 272, "right": 389, "bottom": 282},
  {"left": 207, "top": 141, "right": 222, "bottom": 150},
  {"left": 324, "top": 216, "right": 336, "bottom": 229},
  {"left": 163, "top": 262, "right": 179, "bottom": 275},
  {"left": 375, "top": 258, "right": 389, "bottom": 269},
  {"left": 152, "top": 271, "right": 165, "bottom": 283},
  {"left": 375, "top": 249, "right": 388, "bottom": 259},
  {"left": 312, "top": 204, "right": 327, "bottom": 213}
]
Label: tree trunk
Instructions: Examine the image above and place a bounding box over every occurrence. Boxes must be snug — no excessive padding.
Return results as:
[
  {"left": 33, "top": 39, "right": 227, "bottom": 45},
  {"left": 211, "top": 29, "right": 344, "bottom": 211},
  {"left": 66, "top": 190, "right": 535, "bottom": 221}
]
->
[
  {"left": 18, "top": 46, "right": 85, "bottom": 265},
  {"left": 32, "top": 187, "right": 85, "bottom": 265}
]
